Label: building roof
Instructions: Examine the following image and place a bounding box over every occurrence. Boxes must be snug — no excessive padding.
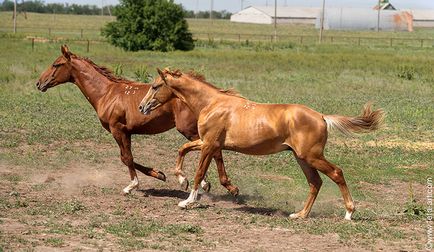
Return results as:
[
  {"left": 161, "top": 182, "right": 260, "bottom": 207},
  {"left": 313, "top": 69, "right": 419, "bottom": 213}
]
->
[
  {"left": 245, "top": 6, "right": 320, "bottom": 19},
  {"left": 373, "top": 2, "right": 397, "bottom": 10}
]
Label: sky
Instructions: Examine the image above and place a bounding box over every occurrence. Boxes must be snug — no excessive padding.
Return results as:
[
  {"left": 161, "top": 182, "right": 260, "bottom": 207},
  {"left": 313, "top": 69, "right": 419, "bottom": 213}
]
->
[{"left": 40, "top": 0, "right": 434, "bottom": 12}]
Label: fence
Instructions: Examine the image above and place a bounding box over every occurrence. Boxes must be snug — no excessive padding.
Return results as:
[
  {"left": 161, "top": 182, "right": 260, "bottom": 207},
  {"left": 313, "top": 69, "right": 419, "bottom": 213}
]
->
[
  {"left": 193, "top": 32, "right": 434, "bottom": 48},
  {"left": 1, "top": 27, "right": 433, "bottom": 50}
]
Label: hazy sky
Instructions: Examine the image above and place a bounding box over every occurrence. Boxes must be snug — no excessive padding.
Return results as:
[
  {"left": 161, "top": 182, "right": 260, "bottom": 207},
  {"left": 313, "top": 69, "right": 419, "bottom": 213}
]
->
[{"left": 41, "top": 0, "right": 434, "bottom": 12}]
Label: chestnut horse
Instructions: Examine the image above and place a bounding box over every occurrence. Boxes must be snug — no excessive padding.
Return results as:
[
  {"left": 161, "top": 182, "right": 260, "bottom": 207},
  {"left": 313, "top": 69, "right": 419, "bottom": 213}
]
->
[
  {"left": 36, "top": 45, "right": 239, "bottom": 196},
  {"left": 139, "top": 68, "right": 384, "bottom": 220}
]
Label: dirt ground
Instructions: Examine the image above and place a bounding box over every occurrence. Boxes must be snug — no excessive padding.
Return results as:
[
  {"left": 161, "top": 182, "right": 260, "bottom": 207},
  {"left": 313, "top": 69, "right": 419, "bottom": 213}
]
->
[{"left": 0, "top": 156, "right": 427, "bottom": 251}]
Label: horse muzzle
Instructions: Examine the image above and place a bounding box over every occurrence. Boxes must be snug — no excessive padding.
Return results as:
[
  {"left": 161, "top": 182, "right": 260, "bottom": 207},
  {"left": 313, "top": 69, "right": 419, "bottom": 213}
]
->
[
  {"left": 36, "top": 80, "right": 53, "bottom": 92},
  {"left": 139, "top": 99, "right": 159, "bottom": 115}
]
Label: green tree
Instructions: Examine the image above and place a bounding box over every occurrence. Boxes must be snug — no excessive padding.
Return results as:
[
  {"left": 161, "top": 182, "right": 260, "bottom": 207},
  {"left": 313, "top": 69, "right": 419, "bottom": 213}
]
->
[{"left": 102, "top": 0, "right": 194, "bottom": 52}]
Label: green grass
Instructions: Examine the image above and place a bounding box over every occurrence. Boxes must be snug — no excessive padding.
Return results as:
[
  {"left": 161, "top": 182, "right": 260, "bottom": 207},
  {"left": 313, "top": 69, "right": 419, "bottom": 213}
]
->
[
  {"left": 1, "top": 11, "right": 433, "bottom": 44},
  {"left": 45, "top": 237, "right": 65, "bottom": 247}
]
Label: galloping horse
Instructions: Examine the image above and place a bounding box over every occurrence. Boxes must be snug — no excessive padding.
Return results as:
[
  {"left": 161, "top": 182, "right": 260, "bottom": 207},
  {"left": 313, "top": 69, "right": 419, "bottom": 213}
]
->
[
  {"left": 139, "top": 68, "right": 384, "bottom": 220},
  {"left": 36, "top": 45, "right": 239, "bottom": 196}
]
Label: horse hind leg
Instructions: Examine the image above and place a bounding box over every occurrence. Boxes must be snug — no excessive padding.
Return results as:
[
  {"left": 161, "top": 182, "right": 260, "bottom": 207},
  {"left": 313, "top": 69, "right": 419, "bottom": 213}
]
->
[
  {"left": 290, "top": 157, "right": 323, "bottom": 219},
  {"left": 306, "top": 156, "right": 355, "bottom": 220}
]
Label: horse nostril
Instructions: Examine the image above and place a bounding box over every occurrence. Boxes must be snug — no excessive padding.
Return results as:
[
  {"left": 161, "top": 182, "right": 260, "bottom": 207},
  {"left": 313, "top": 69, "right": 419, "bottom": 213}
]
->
[
  {"left": 36, "top": 82, "right": 40, "bottom": 87},
  {"left": 139, "top": 105, "right": 143, "bottom": 111}
]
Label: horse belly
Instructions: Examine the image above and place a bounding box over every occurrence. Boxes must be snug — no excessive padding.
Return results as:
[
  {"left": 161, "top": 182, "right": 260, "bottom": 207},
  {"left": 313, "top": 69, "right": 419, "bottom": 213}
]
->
[{"left": 224, "top": 122, "right": 288, "bottom": 155}]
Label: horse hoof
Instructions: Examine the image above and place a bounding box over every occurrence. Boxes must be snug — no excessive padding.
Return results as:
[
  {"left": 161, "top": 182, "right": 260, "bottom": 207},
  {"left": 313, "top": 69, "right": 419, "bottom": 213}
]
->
[
  {"left": 289, "top": 213, "right": 299, "bottom": 219},
  {"left": 178, "top": 200, "right": 190, "bottom": 209},
  {"left": 181, "top": 179, "right": 189, "bottom": 191},
  {"left": 230, "top": 187, "right": 239, "bottom": 197},
  {"left": 202, "top": 182, "right": 211, "bottom": 193},
  {"left": 122, "top": 188, "right": 131, "bottom": 195},
  {"left": 157, "top": 171, "right": 166, "bottom": 182},
  {"left": 289, "top": 212, "right": 307, "bottom": 219}
]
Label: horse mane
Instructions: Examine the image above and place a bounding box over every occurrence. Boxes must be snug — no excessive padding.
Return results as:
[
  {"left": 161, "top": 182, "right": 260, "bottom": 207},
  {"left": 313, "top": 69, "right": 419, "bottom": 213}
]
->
[
  {"left": 71, "top": 55, "right": 136, "bottom": 84},
  {"left": 166, "top": 69, "right": 245, "bottom": 99}
]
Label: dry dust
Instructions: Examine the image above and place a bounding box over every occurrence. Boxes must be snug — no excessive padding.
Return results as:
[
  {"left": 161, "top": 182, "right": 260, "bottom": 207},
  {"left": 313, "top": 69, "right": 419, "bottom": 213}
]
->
[{"left": 0, "top": 159, "right": 426, "bottom": 251}]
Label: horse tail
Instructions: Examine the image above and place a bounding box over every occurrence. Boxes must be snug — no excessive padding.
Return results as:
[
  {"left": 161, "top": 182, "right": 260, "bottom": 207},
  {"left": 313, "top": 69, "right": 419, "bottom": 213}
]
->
[{"left": 323, "top": 102, "right": 385, "bottom": 137}]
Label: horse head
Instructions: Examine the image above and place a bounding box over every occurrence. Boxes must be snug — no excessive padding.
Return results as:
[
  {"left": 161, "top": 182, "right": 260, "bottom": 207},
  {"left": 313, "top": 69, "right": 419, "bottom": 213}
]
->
[
  {"left": 139, "top": 68, "right": 177, "bottom": 115},
  {"left": 36, "top": 45, "right": 74, "bottom": 92}
]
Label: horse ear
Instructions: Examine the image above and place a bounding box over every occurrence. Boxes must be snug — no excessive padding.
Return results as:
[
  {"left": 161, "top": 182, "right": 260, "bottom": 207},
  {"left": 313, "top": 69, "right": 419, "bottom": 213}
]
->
[
  {"left": 156, "top": 68, "right": 167, "bottom": 84},
  {"left": 61, "top": 44, "right": 71, "bottom": 61},
  {"left": 157, "top": 68, "right": 164, "bottom": 78}
]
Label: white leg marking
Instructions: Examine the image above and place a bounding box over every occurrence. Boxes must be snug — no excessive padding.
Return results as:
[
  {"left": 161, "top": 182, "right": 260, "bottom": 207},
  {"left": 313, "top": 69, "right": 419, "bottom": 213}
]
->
[
  {"left": 123, "top": 176, "right": 139, "bottom": 194},
  {"left": 178, "top": 189, "right": 199, "bottom": 208},
  {"left": 200, "top": 179, "right": 207, "bottom": 188},
  {"left": 178, "top": 175, "right": 186, "bottom": 185},
  {"left": 178, "top": 175, "right": 189, "bottom": 190},
  {"left": 344, "top": 210, "right": 353, "bottom": 221},
  {"left": 289, "top": 213, "right": 299, "bottom": 219}
]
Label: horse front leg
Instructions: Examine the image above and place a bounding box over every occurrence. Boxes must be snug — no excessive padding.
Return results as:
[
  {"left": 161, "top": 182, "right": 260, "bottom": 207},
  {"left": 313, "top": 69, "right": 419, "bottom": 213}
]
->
[
  {"left": 111, "top": 129, "right": 139, "bottom": 194},
  {"left": 178, "top": 144, "right": 216, "bottom": 208},
  {"left": 175, "top": 140, "right": 203, "bottom": 190},
  {"left": 112, "top": 129, "right": 166, "bottom": 194}
]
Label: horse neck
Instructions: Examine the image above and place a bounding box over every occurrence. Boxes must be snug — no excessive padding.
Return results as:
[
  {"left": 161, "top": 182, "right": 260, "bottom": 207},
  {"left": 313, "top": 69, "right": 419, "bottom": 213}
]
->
[
  {"left": 170, "top": 77, "right": 220, "bottom": 116},
  {"left": 70, "top": 59, "right": 113, "bottom": 110}
]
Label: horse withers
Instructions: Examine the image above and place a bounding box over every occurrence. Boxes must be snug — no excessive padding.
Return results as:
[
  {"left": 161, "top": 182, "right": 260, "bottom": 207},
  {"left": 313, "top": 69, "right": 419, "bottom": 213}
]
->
[
  {"left": 36, "top": 45, "right": 239, "bottom": 196},
  {"left": 139, "top": 68, "right": 384, "bottom": 220}
]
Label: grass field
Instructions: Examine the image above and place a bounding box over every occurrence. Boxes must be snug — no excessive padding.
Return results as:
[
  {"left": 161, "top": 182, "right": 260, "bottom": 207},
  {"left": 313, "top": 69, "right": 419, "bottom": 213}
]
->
[{"left": 0, "top": 12, "right": 433, "bottom": 251}]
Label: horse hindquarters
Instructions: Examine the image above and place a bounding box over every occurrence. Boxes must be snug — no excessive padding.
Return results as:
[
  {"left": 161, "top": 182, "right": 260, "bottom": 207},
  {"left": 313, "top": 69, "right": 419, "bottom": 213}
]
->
[{"left": 287, "top": 106, "right": 355, "bottom": 220}]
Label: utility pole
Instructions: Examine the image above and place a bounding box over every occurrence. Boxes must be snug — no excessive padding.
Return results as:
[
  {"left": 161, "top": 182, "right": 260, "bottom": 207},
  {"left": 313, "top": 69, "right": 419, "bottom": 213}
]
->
[
  {"left": 377, "top": 0, "right": 381, "bottom": 32},
  {"left": 13, "top": 0, "right": 17, "bottom": 33},
  {"left": 195, "top": 0, "right": 198, "bottom": 19},
  {"left": 209, "top": 0, "right": 213, "bottom": 23},
  {"left": 319, "top": 0, "right": 325, "bottom": 43},
  {"left": 274, "top": 0, "right": 277, "bottom": 41},
  {"left": 101, "top": 0, "right": 104, "bottom": 16}
]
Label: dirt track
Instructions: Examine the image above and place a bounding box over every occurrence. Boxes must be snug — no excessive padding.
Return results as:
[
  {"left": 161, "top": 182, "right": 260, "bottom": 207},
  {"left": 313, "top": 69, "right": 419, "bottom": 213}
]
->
[{"left": 0, "top": 157, "right": 426, "bottom": 251}]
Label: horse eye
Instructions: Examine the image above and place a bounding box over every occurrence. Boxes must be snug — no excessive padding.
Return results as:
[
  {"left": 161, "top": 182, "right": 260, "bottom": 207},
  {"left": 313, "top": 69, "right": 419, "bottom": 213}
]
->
[{"left": 52, "top": 63, "right": 63, "bottom": 68}]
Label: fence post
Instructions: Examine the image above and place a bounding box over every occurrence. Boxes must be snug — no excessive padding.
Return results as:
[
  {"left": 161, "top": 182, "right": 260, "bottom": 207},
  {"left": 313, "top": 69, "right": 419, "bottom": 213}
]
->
[
  {"left": 300, "top": 36, "right": 303, "bottom": 44},
  {"left": 390, "top": 38, "right": 393, "bottom": 47},
  {"left": 238, "top": 34, "right": 241, "bottom": 42},
  {"left": 87, "top": 40, "right": 90, "bottom": 52},
  {"left": 31, "top": 38, "right": 34, "bottom": 51},
  {"left": 420, "top": 39, "right": 423, "bottom": 48},
  {"left": 48, "top": 28, "right": 51, "bottom": 37},
  {"left": 81, "top": 29, "right": 83, "bottom": 38},
  {"left": 358, "top": 37, "right": 361, "bottom": 46}
]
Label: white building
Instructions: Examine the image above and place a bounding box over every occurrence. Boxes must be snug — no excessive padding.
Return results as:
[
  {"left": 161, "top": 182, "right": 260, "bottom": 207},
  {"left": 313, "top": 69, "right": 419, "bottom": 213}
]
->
[
  {"left": 230, "top": 6, "right": 319, "bottom": 25},
  {"left": 408, "top": 10, "right": 434, "bottom": 27},
  {"left": 316, "top": 8, "right": 414, "bottom": 31},
  {"left": 230, "top": 6, "right": 434, "bottom": 28}
]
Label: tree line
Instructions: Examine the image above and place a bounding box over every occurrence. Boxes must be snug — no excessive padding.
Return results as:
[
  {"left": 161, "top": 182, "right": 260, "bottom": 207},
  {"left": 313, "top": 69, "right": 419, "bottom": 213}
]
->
[
  {"left": 1, "top": 0, "right": 114, "bottom": 15},
  {"left": 1, "top": 0, "right": 232, "bottom": 18}
]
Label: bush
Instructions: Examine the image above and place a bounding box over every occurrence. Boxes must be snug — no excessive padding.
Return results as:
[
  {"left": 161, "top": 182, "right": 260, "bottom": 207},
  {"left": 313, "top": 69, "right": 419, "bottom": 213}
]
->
[{"left": 102, "top": 0, "right": 194, "bottom": 52}]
